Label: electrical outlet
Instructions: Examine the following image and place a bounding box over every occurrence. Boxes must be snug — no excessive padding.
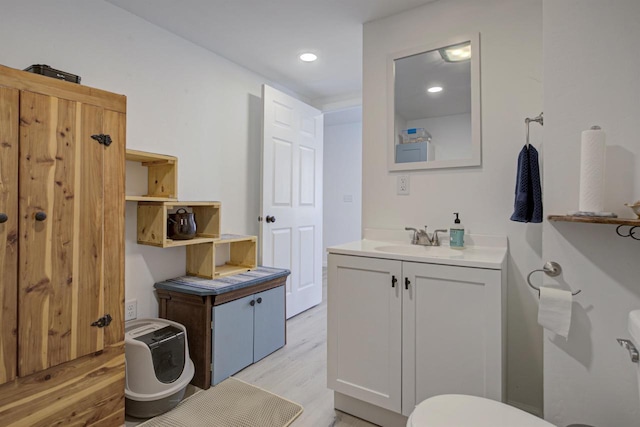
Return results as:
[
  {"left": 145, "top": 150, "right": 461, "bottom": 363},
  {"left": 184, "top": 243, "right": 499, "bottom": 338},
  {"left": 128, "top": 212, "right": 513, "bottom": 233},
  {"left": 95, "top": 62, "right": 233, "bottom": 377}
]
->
[
  {"left": 125, "top": 299, "right": 137, "bottom": 321},
  {"left": 397, "top": 174, "right": 410, "bottom": 195}
]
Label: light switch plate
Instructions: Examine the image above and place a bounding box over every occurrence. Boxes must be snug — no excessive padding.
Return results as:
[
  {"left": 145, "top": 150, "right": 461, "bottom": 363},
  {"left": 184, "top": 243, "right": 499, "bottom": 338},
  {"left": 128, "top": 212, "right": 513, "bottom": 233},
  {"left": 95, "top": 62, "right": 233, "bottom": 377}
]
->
[{"left": 397, "top": 175, "right": 410, "bottom": 195}]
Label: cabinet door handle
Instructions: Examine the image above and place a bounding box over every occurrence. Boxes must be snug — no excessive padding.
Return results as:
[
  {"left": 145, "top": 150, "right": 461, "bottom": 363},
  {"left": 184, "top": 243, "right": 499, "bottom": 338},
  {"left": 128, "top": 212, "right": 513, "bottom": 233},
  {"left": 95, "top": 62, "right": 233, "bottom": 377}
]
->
[
  {"left": 391, "top": 275, "right": 397, "bottom": 288},
  {"left": 250, "top": 300, "right": 256, "bottom": 307},
  {"left": 405, "top": 277, "right": 410, "bottom": 290},
  {"left": 256, "top": 297, "right": 262, "bottom": 304},
  {"left": 35, "top": 211, "right": 47, "bottom": 221},
  {"left": 0, "top": 213, "right": 7, "bottom": 223}
]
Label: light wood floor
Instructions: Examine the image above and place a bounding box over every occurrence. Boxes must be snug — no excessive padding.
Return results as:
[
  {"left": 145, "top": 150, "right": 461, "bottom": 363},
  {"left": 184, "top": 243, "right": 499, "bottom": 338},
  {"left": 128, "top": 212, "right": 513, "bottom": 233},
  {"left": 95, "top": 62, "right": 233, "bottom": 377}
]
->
[
  {"left": 233, "top": 269, "right": 376, "bottom": 426},
  {"left": 127, "top": 270, "right": 377, "bottom": 426}
]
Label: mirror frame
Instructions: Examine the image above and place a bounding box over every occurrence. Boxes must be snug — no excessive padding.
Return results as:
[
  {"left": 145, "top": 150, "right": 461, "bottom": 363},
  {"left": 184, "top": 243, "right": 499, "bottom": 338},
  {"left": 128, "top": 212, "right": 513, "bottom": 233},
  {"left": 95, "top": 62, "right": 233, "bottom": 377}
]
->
[{"left": 387, "top": 32, "right": 481, "bottom": 171}]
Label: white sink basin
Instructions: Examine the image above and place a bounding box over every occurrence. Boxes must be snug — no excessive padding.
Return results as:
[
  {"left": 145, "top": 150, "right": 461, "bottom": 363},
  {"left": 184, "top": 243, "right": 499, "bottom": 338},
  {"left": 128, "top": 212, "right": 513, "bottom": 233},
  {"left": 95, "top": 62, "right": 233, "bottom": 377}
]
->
[{"left": 374, "top": 244, "right": 461, "bottom": 257}]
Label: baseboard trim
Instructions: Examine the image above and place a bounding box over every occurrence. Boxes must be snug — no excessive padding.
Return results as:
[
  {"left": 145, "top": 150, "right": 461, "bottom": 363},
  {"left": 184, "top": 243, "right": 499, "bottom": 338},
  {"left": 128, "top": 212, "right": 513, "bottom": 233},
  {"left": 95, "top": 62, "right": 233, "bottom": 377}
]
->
[{"left": 334, "top": 392, "right": 407, "bottom": 427}]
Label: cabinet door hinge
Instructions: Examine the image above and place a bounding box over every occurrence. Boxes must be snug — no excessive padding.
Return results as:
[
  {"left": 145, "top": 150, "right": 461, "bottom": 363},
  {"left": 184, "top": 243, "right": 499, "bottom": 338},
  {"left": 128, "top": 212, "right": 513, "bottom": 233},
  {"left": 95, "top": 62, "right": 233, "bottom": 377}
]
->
[
  {"left": 91, "top": 134, "right": 112, "bottom": 147},
  {"left": 91, "top": 314, "right": 112, "bottom": 328}
]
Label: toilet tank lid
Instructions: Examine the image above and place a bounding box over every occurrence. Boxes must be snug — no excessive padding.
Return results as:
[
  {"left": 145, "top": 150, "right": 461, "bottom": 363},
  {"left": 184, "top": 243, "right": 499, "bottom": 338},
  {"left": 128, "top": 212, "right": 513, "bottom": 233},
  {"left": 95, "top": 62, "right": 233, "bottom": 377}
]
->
[{"left": 629, "top": 310, "right": 640, "bottom": 345}]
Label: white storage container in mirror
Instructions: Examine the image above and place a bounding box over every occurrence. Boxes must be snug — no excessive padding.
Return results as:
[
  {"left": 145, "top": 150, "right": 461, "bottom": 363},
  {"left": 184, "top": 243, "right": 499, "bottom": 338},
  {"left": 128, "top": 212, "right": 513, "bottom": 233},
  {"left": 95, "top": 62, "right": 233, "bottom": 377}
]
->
[
  {"left": 327, "top": 230, "right": 506, "bottom": 427},
  {"left": 388, "top": 33, "right": 481, "bottom": 171}
]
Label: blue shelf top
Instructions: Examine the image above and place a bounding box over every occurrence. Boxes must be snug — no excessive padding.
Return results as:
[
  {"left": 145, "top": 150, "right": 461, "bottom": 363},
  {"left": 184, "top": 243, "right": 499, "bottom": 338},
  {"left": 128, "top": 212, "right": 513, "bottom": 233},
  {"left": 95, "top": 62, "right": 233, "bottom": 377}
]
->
[{"left": 154, "top": 266, "right": 290, "bottom": 296}]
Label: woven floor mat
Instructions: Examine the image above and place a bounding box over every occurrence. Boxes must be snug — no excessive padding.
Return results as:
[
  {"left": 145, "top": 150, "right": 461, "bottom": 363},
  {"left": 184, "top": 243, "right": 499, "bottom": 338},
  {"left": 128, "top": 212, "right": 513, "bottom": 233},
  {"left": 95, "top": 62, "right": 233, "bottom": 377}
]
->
[{"left": 139, "top": 377, "right": 303, "bottom": 427}]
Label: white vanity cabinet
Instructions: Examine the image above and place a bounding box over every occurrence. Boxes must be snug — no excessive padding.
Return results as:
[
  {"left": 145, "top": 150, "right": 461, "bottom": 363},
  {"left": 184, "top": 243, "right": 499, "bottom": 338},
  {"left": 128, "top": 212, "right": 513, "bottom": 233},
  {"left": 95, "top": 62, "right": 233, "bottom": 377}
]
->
[{"left": 327, "top": 252, "right": 505, "bottom": 421}]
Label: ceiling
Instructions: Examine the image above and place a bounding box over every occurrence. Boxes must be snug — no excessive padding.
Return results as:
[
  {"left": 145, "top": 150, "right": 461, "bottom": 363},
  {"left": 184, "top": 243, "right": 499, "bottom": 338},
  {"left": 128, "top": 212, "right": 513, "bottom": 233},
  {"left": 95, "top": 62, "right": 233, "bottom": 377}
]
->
[{"left": 105, "top": 0, "right": 438, "bottom": 106}]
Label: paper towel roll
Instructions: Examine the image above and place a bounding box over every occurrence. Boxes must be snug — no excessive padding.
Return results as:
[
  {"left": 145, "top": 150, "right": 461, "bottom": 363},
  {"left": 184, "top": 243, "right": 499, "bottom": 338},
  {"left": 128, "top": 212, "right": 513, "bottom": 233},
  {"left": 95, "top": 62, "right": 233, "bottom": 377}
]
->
[
  {"left": 579, "top": 127, "right": 606, "bottom": 213},
  {"left": 538, "top": 286, "right": 572, "bottom": 338}
]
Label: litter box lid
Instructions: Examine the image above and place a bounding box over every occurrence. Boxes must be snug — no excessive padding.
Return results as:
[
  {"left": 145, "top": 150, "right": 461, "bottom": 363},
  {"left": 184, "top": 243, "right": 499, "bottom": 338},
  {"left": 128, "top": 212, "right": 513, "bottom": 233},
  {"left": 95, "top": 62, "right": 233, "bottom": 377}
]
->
[{"left": 125, "top": 318, "right": 194, "bottom": 400}]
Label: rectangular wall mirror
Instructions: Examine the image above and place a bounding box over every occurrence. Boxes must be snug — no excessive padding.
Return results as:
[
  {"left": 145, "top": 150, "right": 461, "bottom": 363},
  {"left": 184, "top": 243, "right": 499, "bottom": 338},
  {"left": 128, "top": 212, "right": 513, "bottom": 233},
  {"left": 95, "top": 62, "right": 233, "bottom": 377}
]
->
[{"left": 387, "top": 33, "right": 481, "bottom": 171}]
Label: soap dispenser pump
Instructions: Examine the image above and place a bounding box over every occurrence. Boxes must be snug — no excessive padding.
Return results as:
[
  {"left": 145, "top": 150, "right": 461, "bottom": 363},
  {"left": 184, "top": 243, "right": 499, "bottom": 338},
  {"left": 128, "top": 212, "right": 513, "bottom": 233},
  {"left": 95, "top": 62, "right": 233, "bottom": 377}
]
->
[{"left": 450, "top": 212, "right": 465, "bottom": 249}]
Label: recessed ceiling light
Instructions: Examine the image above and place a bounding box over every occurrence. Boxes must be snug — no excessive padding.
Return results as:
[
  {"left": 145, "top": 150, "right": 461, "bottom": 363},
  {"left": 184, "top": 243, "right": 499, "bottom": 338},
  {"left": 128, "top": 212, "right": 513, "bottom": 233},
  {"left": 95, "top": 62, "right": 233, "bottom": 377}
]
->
[
  {"left": 427, "top": 86, "right": 443, "bottom": 93},
  {"left": 299, "top": 53, "right": 318, "bottom": 62},
  {"left": 439, "top": 42, "right": 471, "bottom": 62}
]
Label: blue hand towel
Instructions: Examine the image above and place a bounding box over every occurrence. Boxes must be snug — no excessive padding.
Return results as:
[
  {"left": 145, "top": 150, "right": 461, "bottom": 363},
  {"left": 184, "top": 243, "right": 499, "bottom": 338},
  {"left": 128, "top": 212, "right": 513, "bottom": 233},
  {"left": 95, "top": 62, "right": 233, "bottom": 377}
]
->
[{"left": 510, "top": 145, "right": 543, "bottom": 223}]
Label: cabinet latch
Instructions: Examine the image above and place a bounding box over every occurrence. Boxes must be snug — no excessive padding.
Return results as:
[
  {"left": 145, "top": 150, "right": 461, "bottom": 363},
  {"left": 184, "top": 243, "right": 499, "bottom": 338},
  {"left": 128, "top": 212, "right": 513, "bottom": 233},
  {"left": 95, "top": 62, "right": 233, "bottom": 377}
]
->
[
  {"left": 91, "top": 134, "right": 112, "bottom": 147},
  {"left": 91, "top": 314, "right": 113, "bottom": 328}
]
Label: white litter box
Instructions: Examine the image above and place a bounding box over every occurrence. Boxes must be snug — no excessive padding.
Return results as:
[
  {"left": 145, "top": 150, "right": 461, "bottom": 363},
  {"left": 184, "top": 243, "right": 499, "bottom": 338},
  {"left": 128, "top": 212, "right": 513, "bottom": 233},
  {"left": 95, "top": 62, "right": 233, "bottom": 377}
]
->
[{"left": 125, "top": 318, "right": 195, "bottom": 418}]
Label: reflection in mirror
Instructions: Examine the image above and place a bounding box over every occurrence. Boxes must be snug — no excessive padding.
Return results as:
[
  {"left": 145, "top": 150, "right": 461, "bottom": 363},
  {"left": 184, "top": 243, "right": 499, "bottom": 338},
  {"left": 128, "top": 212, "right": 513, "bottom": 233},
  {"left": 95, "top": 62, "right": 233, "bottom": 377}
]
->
[{"left": 388, "top": 34, "right": 480, "bottom": 171}]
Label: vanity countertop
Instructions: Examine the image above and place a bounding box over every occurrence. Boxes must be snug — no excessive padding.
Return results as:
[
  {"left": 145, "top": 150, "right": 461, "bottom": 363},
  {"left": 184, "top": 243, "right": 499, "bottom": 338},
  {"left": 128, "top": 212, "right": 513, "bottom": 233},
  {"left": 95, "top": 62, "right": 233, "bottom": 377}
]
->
[{"left": 327, "top": 230, "right": 507, "bottom": 270}]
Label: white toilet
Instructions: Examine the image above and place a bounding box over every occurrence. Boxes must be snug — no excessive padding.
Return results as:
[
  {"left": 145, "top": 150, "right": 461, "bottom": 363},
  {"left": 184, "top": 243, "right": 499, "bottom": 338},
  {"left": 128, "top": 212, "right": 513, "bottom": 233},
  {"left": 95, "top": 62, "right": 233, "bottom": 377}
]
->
[{"left": 408, "top": 309, "right": 640, "bottom": 427}]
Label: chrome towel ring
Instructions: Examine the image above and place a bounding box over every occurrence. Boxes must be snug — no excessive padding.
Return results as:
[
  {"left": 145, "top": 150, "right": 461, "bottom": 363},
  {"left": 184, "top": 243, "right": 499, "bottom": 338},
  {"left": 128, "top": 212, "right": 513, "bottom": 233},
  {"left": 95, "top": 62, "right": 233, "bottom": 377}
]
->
[{"left": 527, "top": 261, "right": 581, "bottom": 296}]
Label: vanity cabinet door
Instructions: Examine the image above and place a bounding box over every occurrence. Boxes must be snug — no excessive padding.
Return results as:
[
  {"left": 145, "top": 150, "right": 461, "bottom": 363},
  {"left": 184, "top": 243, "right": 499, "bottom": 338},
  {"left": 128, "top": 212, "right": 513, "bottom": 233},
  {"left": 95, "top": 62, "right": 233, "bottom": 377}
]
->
[
  {"left": 401, "top": 261, "right": 504, "bottom": 415},
  {"left": 327, "top": 254, "right": 402, "bottom": 412}
]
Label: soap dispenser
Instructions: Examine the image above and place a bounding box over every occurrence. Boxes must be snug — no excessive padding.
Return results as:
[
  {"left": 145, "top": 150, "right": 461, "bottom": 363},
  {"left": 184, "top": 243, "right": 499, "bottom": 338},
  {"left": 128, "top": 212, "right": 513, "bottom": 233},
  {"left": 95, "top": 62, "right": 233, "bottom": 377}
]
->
[{"left": 450, "top": 213, "right": 465, "bottom": 249}]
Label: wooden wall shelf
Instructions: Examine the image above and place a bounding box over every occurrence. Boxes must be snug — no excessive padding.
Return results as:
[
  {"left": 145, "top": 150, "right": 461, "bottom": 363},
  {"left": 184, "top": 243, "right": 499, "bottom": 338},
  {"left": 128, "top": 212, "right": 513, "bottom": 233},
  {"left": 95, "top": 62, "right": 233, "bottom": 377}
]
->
[
  {"left": 548, "top": 215, "right": 640, "bottom": 226},
  {"left": 187, "top": 234, "right": 257, "bottom": 279},
  {"left": 137, "top": 201, "right": 221, "bottom": 248},
  {"left": 126, "top": 149, "right": 178, "bottom": 201}
]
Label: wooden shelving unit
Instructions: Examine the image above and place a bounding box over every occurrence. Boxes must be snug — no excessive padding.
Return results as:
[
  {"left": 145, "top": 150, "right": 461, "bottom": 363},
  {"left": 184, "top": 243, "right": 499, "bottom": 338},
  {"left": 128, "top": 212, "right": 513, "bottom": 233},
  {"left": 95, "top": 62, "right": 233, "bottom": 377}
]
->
[
  {"left": 548, "top": 215, "right": 640, "bottom": 226},
  {"left": 129, "top": 149, "right": 257, "bottom": 278},
  {"left": 137, "top": 201, "right": 221, "bottom": 248},
  {"left": 125, "top": 149, "right": 178, "bottom": 201}
]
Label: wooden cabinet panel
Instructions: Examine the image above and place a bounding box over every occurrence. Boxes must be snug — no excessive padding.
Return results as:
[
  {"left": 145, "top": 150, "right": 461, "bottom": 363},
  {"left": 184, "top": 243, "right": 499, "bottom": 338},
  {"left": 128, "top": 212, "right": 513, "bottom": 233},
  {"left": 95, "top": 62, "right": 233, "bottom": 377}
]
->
[
  {"left": 18, "top": 92, "right": 104, "bottom": 376},
  {"left": 0, "top": 87, "right": 18, "bottom": 385},
  {"left": 103, "top": 110, "right": 126, "bottom": 347}
]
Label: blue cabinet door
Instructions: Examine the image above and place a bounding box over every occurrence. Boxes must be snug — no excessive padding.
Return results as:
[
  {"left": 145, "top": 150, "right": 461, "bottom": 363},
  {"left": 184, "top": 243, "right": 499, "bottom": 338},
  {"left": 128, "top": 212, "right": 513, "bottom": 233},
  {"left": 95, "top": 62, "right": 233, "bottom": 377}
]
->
[
  {"left": 253, "top": 286, "right": 285, "bottom": 362},
  {"left": 212, "top": 295, "right": 254, "bottom": 385}
]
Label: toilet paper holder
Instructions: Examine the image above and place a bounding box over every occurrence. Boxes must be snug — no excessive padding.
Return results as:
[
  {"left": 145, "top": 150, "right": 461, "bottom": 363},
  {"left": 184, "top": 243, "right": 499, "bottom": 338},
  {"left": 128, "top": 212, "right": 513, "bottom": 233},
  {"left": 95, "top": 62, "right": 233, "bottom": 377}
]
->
[{"left": 527, "top": 261, "right": 582, "bottom": 296}]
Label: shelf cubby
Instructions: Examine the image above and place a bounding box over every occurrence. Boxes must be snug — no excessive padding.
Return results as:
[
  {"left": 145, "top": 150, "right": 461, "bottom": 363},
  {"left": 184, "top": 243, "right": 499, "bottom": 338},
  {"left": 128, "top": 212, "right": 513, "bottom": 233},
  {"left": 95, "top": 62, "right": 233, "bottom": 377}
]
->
[
  {"left": 186, "top": 235, "right": 257, "bottom": 279},
  {"left": 137, "top": 201, "right": 221, "bottom": 248},
  {"left": 126, "top": 149, "right": 178, "bottom": 201}
]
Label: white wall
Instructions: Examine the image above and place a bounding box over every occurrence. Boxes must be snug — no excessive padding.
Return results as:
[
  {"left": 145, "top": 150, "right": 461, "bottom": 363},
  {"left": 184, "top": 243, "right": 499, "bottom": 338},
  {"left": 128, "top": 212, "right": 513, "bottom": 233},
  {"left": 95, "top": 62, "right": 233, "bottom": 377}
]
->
[
  {"left": 323, "top": 109, "right": 363, "bottom": 266},
  {"left": 543, "top": 1, "right": 640, "bottom": 426},
  {"left": 363, "top": 0, "right": 544, "bottom": 413},
  {"left": 406, "top": 113, "right": 472, "bottom": 161},
  {"left": 0, "top": 0, "right": 294, "bottom": 319}
]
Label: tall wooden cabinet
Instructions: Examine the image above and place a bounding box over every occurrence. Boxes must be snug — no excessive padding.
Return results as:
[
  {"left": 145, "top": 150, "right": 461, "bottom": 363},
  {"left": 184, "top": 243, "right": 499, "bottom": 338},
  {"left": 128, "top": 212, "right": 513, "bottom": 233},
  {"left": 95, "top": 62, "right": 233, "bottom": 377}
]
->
[{"left": 0, "top": 64, "right": 126, "bottom": 426}]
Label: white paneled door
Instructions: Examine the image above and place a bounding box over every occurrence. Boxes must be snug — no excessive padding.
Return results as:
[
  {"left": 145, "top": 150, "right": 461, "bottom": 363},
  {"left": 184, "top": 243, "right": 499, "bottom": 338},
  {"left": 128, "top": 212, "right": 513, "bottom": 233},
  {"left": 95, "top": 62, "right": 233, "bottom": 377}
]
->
[{"left": 261, "top": 85, "right": 323, "bottom": 319}]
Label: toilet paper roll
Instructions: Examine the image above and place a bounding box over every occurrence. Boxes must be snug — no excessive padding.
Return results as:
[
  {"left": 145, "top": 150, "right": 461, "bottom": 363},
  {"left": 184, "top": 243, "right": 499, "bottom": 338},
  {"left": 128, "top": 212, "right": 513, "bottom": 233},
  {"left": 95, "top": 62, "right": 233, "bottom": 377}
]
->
[
  {"left": 538, "top": 286, "right": 572, "bottom": 338},
  {"left": 578, "top": 127, "right": 606, "bottom": 213}
]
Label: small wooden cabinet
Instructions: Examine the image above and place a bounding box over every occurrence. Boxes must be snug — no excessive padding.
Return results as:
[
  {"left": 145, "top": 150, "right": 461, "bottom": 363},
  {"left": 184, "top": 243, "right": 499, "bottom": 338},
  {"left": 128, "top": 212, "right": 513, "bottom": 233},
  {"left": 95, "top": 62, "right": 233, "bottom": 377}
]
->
[
  {"left": 0, "top": 64, "right": 125, "bottom": 426},
  {"left": 155, "top": 267, "right": 289, "bottom": 389},
  {"left": 327, "top": 254, "right": 505, "bottom": 418}
]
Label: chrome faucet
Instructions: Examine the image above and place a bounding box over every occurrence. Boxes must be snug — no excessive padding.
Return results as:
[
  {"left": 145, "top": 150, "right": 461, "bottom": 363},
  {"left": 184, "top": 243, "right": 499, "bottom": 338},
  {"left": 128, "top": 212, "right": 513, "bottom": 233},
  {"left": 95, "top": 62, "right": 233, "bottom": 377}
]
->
[{"left": 405, "top": 226, "right": 448, "bottom": 246}]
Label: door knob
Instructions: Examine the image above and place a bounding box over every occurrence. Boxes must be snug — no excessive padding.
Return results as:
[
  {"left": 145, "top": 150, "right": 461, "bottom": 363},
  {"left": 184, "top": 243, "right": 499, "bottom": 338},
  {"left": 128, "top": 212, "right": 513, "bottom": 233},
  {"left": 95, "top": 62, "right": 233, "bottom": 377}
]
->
[
  {"left": 266, "top": 215, "right": 276, "bottom": 223},
  {"left": 35, "top": 211, "right": 47, "bottom": 221},
  {"left": 0, "top": 213, "right": 7, "bottom": 224}
]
